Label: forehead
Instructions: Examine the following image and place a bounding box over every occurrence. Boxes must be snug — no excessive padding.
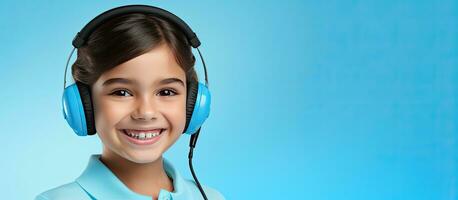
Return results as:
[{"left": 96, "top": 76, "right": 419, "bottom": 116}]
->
[{"left": 96, "top": 44, "right": 186, "bottom": 86}]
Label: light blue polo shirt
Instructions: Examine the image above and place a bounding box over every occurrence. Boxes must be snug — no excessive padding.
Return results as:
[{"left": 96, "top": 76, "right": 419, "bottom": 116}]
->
[{"left": 35, "top": 154, "right": 225, "bottom": 200}]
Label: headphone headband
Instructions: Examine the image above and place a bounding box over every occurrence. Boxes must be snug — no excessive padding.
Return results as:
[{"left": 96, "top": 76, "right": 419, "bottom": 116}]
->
[{"left": 72, "top": 4, "right": 201, "bottom": 48}]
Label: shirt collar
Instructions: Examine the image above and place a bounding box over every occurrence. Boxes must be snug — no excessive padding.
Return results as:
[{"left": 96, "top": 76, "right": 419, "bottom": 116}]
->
[{"left": 75, "top": 154, "right": 190, "bottom": 200}]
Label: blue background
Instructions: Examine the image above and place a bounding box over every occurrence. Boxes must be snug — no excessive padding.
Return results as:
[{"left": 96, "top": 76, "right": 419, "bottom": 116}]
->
[{"left": 0, "top": 0, "right": 456, "bottom": 199}]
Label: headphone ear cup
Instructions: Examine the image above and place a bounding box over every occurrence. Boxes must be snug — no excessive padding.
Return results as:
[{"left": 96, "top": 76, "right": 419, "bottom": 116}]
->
[
  {"left": 62, "top": 83, "right": 87, "bottom": 136},
  {"left": 75, "top": 82, "right": 97, "bottom": 135},
  {"left": 183, "top": 80, "right": 211, "bottom": 135},
  {"left": 184, "top": 80, "right": 198, "bottom": 134}
]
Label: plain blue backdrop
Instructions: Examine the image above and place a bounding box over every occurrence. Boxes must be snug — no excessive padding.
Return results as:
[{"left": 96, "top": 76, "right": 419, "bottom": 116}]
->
[{"left": 0, "top": 0, "right": 456, "bottom": 199}]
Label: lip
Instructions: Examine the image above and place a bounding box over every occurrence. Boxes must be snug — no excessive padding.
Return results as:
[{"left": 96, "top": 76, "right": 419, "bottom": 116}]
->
[
  {"left": 124, "top": 128, "right": 164, "bottom": 132},
  {"left": 119, "top": 129, "right": 165, "bottom": 146}
]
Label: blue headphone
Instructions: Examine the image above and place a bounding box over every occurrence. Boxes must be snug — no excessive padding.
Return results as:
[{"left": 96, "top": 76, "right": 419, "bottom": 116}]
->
[{"left": 62, "top": 5, "right": 211, "bottom": 137}]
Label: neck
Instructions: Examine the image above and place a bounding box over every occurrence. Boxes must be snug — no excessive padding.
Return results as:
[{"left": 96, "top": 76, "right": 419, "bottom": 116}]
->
[{"left": 99, "top": 147, "right": 174, "bottom": 198}]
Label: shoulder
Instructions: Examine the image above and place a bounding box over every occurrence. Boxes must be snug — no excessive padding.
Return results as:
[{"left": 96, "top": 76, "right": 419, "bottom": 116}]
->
[
  {"left": 202, "top": 185, "right": 225, "bottom": 200},
  {"left": 35, "top": 182, "right": 92, "bottom": 200},
  {"left": 183, "top": 179, "right": 226, "bottom": 200}
]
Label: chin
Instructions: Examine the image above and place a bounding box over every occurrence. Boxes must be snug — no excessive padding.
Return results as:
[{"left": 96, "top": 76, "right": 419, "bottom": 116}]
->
[{"left": 123, "top": 149, "right": 164, "bottom": 164}]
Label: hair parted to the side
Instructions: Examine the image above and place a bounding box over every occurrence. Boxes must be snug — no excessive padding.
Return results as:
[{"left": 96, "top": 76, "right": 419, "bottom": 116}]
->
[{"left": 71, "top": 13, "right": 198, "bottom": 87}]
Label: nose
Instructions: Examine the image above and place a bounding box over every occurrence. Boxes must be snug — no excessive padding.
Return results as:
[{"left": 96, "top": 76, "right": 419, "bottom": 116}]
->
[{"left": 131, "top": 96, "right": 157, "bottom": 121}]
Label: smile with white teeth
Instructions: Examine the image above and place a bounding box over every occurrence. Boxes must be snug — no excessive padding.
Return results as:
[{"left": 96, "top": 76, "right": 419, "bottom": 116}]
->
[{"left": 123, "top": 129, "right": 164, "bottom": 140}]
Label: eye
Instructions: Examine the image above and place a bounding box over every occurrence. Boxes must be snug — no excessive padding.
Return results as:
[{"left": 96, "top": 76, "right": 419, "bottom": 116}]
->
[
  {"left": 158, "top": 89, "right": 178, "bottom": 96},
  {"left": 109, "top": 89, "right": 132, "bottom": 97}
]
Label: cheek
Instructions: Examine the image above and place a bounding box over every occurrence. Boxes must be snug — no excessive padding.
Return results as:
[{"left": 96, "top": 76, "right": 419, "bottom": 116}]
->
[
  {"left": 164, "top": 98, "right": 187, "bottom": 134},
  {"left": 94, "top": 98, "right": 130, "bottom": 134}
]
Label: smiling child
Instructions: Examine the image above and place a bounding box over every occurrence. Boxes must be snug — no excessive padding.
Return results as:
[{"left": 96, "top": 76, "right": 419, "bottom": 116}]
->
[{"left": 35, "top": 5, "right": 224, "bottom": 200}]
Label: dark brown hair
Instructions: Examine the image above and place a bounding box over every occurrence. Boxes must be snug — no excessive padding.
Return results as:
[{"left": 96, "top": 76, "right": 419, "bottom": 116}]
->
[{"left": 71, "top": 13, "right": 198, "bottom": 86}]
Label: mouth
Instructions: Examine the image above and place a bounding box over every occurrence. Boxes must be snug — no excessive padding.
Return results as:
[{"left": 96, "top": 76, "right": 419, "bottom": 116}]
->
[{"left": 121, "top": 128, "right": 165, "bottom": 141}]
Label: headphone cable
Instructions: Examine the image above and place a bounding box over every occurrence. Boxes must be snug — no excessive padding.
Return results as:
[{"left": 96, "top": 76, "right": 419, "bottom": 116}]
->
[{"left": 188, "top": 128, "right": 208, "bottom": 200}]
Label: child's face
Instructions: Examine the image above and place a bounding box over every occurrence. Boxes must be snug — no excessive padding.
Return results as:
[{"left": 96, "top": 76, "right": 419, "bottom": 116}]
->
[{"left": 91, "top": 44, "right": 187, "bottom": 164}]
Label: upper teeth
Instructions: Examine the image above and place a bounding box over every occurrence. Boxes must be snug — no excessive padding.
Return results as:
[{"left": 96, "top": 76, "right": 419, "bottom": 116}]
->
[{"left": 125, "top": 129, "right": 162, "bottom": 139}]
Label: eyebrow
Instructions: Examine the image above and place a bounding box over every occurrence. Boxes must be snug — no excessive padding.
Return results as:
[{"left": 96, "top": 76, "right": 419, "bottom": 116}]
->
[{"left": 102, "top": 77, "right": 185, "bottom": 87}]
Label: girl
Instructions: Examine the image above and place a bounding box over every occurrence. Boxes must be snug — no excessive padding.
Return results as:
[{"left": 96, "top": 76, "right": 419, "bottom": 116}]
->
[{"left": 36, "top": 5, "right": 224, "bottom": 200}]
